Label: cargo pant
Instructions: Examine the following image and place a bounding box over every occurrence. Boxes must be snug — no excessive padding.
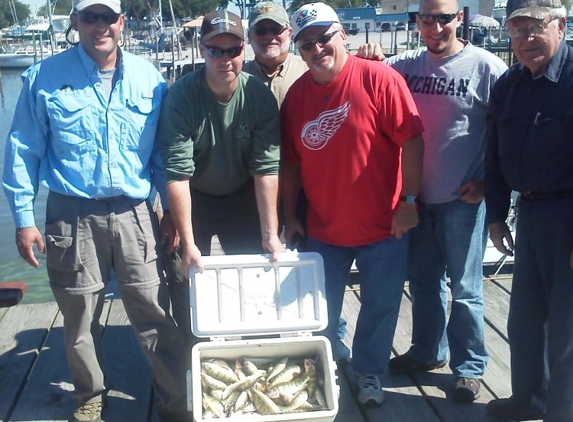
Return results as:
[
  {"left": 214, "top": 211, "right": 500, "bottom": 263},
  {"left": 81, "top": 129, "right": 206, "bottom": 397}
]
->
[{"left": 45, "top": 191, "right": 189, "bottom": 418}]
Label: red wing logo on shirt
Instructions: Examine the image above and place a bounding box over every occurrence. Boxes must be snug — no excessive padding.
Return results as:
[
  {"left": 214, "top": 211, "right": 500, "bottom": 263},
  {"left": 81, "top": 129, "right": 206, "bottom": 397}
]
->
[{"left": 301, "top": 102, "right": 350, "bottom": 150}]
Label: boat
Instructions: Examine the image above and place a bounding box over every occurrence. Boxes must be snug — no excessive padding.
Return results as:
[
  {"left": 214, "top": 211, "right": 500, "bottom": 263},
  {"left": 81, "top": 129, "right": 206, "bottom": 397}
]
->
[{"left": 0, "top": 44, "right": 52, "bottom": 68}]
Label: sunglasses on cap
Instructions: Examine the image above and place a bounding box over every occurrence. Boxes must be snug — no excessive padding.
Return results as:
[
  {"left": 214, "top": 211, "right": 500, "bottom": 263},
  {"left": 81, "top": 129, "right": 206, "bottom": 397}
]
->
[
  {"left": 416, "top": 13, "right": 459, "bottom": 26},
  {"left": 202, "top": 44, "right": 244, "bottom": 59},
  {"left": 79, "top": 10, "right": 120, "bottom": 25},
  {"left": 299, "top": 29, "right": 340, "bottom": 53},
  {"left": 253, "top": 25, "right": 288, "bottom": 36}
]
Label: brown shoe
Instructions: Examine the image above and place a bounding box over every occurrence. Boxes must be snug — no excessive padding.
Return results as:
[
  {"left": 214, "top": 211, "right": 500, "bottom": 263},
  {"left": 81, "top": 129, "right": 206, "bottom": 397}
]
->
[
  {"left": 72, "top": 402, "right": 102, "bottom": 422},
  {"left": 453, "top": 377, "right": 480, "bottom": 402}
]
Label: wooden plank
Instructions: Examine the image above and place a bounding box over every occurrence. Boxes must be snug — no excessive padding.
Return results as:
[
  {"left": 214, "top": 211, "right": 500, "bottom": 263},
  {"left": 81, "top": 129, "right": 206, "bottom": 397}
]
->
[
  {"left": 9, "top": 301, "right": 111, "bottom": 422},
  {"left": 342, "top": 290, "right": 441, "bottom": 422},
  {"left": 392, "top": 286, "right": 500, "bottom": 422},
  {"left": 0, "top": 302, "right": 59, "bottom": 422},
  {"left": 334, "top": 363, "right": 366, "bottom": 422},
  {"left": 480, "top": 279, "right": 512, "bottom": 399},
  {"left": 482, "top": 277, "right": 512, "bottom": 341},
  {"left": 0, "top": 307, "right": 8, "bottom": 324},
  {"left": 102, "top": 299, "right": 154, "bottom": 422}
]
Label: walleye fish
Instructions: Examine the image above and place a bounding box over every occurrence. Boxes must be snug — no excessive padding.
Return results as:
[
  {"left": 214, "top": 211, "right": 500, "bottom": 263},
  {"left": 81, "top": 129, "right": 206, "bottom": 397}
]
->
[
  {"left": 248, "top": 387, "right": 282, "bottom": 415},
  {"left": 202, "top": 361, "right": 239, "bottom": 384},
  {"left": 267, "top": 364, "right": 302, "bottom": 389},
  {"left": 222, "top": 370, "right": 266, "bottom": 400}
]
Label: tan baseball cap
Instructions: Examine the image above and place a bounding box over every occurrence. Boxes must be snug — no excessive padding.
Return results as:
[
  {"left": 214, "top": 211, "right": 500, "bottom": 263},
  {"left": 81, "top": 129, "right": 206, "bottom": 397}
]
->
[
  {"left": 506, "top": 0, "right": 563, "bottom": 22},
  {"left": 249, "top": 2, "right": 289, "bottom": 28}
]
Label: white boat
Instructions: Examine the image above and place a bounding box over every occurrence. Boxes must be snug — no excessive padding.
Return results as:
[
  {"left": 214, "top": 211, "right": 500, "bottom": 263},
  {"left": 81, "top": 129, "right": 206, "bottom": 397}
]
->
[{"left": 0, "top": 44, "right": 61, "bottom": 68}]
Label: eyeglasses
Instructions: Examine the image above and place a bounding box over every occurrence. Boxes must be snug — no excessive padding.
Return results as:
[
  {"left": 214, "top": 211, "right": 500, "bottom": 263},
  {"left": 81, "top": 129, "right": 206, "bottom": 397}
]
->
[
  {"left": 79, "top": 10, "right": 120, "bottom": 25},
  {"left": 202, "top": 44, "right": 244, "bottom": 59},
  {"left": 506, "top": 17, "right": 558, "bottom": 38},
  {"left": 253, "top": 25, "right": 288, "bottom": 37},
  {"left": 416, "top": 13, "right": 459, "bottom": 26},
  {"left": 299, "top": 29, "right": 340, "bottom": 53}
]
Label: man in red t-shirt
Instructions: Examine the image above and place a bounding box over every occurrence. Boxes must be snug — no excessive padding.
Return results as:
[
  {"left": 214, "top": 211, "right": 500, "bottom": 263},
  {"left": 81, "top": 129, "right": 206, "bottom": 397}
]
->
[{"left": 281, "top": 2, "right": 424, "bottom": 406}]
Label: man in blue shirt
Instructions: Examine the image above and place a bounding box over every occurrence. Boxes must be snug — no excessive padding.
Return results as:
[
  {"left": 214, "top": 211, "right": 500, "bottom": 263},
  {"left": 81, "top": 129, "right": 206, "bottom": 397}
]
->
[{"left": 2, "top": 0, "right": 189, "bottom": 421}]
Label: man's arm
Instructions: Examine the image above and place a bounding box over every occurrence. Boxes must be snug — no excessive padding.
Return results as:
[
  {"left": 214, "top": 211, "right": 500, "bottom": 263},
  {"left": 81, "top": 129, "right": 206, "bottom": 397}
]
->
[
  {"left": 254, "top": 174, "right": 284, "bottom": 261},
  {"left": 3, "top": 70, "right": 47, "bottom": 267},
  {"left": 165, "top": 179, "right": 203, "bottom": 273},
  {"left": 392, "top": 134, "right": 424, "bottom": 239}
]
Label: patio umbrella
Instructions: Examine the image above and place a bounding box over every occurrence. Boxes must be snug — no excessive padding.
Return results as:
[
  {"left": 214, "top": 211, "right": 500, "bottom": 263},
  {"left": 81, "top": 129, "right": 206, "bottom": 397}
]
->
[
  {"left": 470, "top": 15, "right": 501, "bottom": 28},
  {"left": 183, "top": 16, "right": 204, "bottom": 28}
]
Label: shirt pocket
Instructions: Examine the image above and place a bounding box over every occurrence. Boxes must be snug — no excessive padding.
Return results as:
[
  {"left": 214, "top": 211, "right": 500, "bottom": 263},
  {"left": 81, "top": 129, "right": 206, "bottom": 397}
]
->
[
  {"left": 46, "top": 91, "right": 96, "bottom": 161},
  {"left": 123, "top": 95, "right": 161, "bottom": 152}
]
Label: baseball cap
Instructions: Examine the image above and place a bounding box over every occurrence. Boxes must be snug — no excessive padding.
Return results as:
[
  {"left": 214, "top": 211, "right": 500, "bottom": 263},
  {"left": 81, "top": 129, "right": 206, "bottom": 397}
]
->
[
  {"left": 73, "top": 0, "right": 121, "bottom": 13},
  {"left": 249, "top": 2, "right": 289, "bottom": 28},
  {"left": 291, "top": 2, "right": 340, "bottom": 42},
  {"left": 201, "top": 9, "right": 244, "bottom": 42},
  {"left": 506, "top": 0, "right": 563, "bottom": 22}
]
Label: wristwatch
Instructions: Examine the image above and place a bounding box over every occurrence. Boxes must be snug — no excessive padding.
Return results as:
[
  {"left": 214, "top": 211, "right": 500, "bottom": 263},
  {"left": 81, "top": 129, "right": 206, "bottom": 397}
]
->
[{"left": 400, "top": 195, "right": 417, "bottom": 204}]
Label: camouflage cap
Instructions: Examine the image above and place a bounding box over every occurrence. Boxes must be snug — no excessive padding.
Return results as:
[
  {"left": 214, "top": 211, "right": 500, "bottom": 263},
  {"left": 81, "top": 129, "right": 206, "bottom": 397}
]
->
[
  {"left": 249, "top": 2, "right": 289, "bottom": 28},
  {"left": 506, "top": 0, "right": 563, "bottom": 22}
]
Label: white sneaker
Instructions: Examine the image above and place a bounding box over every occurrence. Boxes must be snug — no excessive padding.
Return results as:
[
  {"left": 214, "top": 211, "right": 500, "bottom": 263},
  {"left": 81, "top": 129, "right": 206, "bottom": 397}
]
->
[{"left": 356, "top": 373, "right": 384, "bottom": 405}]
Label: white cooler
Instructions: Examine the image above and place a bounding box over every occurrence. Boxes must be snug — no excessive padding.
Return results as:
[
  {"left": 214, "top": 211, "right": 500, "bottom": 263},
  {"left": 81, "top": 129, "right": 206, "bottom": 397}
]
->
[{"left": 188, "top": 252, "right": 340, "bottom": 422}]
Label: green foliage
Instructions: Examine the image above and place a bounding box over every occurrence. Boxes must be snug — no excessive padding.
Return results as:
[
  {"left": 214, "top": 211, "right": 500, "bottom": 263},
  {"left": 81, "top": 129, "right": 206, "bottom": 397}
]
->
[{"left": 0, "top": 0, "right": 30, "bottom": 27}]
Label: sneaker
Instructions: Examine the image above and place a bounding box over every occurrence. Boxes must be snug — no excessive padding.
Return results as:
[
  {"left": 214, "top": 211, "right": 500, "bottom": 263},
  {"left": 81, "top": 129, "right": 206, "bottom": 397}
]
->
[
  {"left": 356, "top": 373, "right": 384, "bottom": 405},
  {"left": 453, "top": 377, "right": 480, "bottom": 402},
  {"left": 388, "top": 352, "right": 448, "bottom": 374},
  {"left": 486, "top": 398, "right": 545, "bottom": 421},
  {"left": 72, "top": 402, "right": 102, "bottom": 422}
]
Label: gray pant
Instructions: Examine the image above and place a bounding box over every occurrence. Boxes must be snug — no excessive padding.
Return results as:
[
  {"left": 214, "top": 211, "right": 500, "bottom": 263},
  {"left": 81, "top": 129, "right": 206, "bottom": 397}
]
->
[{"left": 45, "top": 192, "right": 188, "bottom": 417}]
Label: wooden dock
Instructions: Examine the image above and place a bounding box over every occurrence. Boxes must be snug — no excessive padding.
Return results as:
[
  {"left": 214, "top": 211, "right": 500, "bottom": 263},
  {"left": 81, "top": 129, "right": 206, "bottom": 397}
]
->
[{"left": 0, "top": 266, "right": 529, "bottom": 422}]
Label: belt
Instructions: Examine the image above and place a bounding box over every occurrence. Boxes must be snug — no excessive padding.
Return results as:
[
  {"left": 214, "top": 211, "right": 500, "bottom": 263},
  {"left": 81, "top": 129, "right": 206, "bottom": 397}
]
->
[
  {"left": 93, "top": 195, "right": 125, "bottom": 201},
  {"left": 520, "top": 188, "right": 573, "bottom": 202}
]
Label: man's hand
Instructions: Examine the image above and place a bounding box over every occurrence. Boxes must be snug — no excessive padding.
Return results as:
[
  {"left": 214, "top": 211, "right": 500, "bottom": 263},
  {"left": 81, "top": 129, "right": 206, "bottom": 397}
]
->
[
  {"left": 458, "top": 180, "right": 485, "bottom": 203},
  {"left": 356, "top": 42, "right": 385, "bottom": 61},
  {"left": 489, "top": 222, "right": 514, "bottom": 257},
  {"left": 160, "top": 211, "right": 179, "bottom": 253},
  {"left": 16, "top": 226, "right": 45, "bottom": 268},
  {"left": 181, "top": 242, "right": 204, "bottom": 275},
  {"left": 284, "top": 218, "right": 306, "bottom": 250},
  {"left": 263, "top": 234, "right": 285, "bottom": 263},
  {"left": 391, "top": 202, "right": 418, "bottom": 239}
]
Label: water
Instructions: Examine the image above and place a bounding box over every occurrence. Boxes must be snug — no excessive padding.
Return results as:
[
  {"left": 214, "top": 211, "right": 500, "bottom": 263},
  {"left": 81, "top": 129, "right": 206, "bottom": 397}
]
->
[{"left": 0, "top": 68, "right": 52, "bottom": 304}]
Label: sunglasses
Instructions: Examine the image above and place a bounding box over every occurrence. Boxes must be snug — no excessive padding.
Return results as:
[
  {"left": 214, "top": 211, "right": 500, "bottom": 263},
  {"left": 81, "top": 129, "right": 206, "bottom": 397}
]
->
[
  {"left": 202, "top": 44, "right": 244, "bottom": 59},
  {"left": 299, "top": 29, "right": 340, "bottom": 53},
  {"left": 253, "top": 25, "right": 288, "bottom": 37},
  {"left": 416, "top": 13, "right": 459, "bottom": 26},
  {"left": 79, "top": 10, "right": 120, "bottom": 25}
]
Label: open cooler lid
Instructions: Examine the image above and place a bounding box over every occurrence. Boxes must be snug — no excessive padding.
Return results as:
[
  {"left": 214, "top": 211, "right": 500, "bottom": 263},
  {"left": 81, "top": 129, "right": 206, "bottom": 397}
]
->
[{"left": 189, "top": 252, "right": 327, "bottom": 339}]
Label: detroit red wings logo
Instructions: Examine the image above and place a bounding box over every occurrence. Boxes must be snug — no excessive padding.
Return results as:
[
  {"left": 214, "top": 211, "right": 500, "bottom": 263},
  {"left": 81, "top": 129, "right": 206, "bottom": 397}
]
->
[{"left": 301, "top": 102, "right": 350, "bottom": 150}]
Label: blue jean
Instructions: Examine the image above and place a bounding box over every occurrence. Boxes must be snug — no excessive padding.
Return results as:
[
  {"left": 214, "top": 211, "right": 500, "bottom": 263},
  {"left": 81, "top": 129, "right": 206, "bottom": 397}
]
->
[
  {"left": 507, "top": 197, "right": 573, "bottom": 421},
  {"left": 307, "top": 235, "right": 408, "bottom": 375},
  {"left": 406, "top": 199, "right": 488, "bottom": 378}
]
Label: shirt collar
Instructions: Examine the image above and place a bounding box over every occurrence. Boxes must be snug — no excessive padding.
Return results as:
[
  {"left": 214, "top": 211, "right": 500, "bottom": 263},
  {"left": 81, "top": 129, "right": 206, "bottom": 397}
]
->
[
  {"left": 77, "top": 43, "right": 123, "bottom": 78},
  {"left": 520, "top": 41, "right": 567, "bottom": 83}
]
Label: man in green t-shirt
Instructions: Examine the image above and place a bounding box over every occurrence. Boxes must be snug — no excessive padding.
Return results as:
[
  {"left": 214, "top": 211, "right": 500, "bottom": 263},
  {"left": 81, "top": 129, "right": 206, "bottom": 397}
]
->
[{"left": 157, "top": 10, "right": 284, "bottom": 276}]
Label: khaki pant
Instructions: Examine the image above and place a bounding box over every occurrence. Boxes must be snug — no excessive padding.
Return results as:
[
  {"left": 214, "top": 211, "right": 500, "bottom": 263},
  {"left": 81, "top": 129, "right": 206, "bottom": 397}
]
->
[{"left": 46, "top": 192, "right": 188, "bottom": 417}]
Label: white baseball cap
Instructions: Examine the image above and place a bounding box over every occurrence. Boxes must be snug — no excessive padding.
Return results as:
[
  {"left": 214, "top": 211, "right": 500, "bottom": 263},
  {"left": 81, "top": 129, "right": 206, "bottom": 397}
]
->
[
  {"left": 291, "top": 2, "right": 340, "bottom": 42},
  {"left": 73, "top": 0, "right": 121, "bottom": 14}
]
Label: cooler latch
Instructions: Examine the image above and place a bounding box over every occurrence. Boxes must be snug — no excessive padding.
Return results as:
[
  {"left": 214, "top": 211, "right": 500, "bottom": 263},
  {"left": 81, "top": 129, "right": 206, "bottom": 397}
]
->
[
  {"left": 210, "top": 335, "right": 243, "bottom": 342},
  {"left": 280, "top": 331, "right": 312, "bottom": 338}
]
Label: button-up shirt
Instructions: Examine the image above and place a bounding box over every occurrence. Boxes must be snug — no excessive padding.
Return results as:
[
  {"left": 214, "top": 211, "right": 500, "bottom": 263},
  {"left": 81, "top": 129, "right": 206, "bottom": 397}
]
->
[
  {"left": 485, "top": 42, "right": 573, "bottom": 224},
  {"left": 2, "top": 45, "right": 167, "bottom": 228},
  {"left": 243, "top": 53, "right": 308, "bottom": 108}
]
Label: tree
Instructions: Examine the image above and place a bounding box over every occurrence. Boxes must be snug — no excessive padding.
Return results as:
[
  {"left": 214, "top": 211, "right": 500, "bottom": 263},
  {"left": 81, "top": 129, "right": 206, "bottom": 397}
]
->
[{"left": 0, "top": 0, "right": 30, "bottom": 27}]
